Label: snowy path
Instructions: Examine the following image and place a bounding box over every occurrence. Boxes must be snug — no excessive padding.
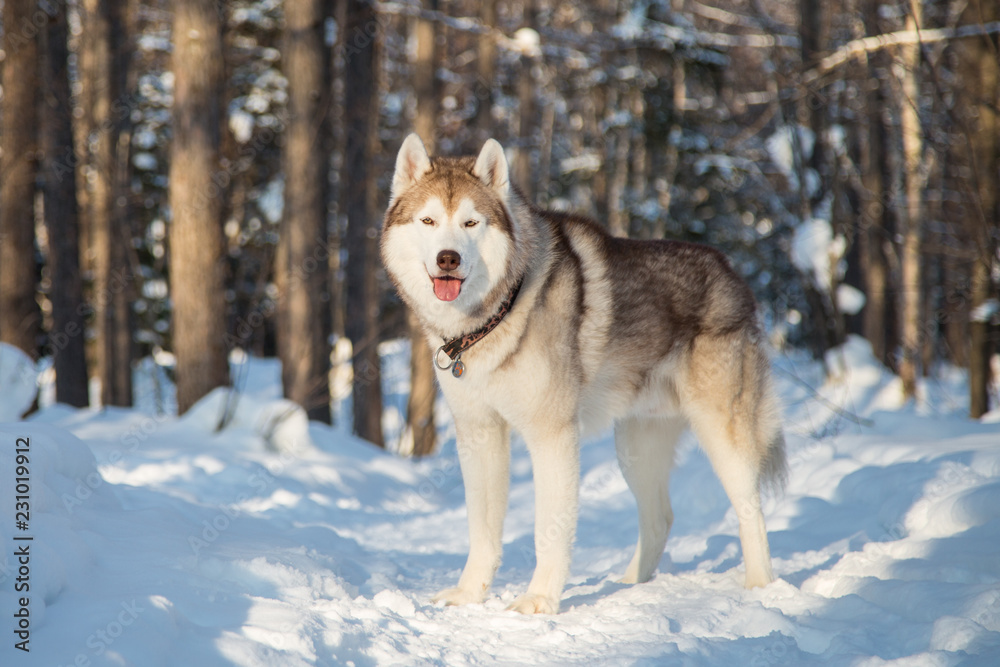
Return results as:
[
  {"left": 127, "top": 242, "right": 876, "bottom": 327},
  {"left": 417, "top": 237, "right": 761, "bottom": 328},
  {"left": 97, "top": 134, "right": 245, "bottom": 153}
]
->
[{"left": 2, "top": 338, "right": 1000, "bottom": 666}]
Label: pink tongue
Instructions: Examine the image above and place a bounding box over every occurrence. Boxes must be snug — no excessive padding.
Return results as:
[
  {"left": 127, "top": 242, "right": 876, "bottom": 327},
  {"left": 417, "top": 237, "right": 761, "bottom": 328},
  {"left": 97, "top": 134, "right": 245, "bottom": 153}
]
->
[{"left": 433, "top": 277, "right": 462, "bottom": 302}]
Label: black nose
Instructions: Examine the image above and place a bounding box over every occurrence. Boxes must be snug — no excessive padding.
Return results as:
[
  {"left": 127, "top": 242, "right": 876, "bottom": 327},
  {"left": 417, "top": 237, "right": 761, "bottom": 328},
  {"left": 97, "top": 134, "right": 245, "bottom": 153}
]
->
[{"left": 437, "top": 250, "right": 461, "bottom": 271}]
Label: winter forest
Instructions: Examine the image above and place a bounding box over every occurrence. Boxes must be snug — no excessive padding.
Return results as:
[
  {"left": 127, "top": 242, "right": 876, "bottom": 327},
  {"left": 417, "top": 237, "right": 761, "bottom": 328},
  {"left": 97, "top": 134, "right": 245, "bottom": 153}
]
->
[
  {"left": 1, "top": 0, "right": 998, "bottom": 450},
  {"left": 3, "top": 1, "right": 1000, "bottom": 664}
]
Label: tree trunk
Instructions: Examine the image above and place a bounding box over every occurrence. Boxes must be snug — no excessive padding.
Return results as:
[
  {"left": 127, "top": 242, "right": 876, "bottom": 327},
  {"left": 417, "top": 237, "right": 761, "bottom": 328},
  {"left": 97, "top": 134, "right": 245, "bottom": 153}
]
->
[
  {"left": 969, "top": 259, "right": 992, "bottom": 419},
  {"left": 413, "top": 0, "right": 440, "bottom": 146},
  {"left": 405, "top": 310, "right": 436, "bottom": 456},
  {"left": 898, "top": 2, "right": 923, "bottom": 401},
  {"left": 0, "top": 0, "right": 41, "bottom": 361},
  {"left": 90, "top": 0, "right": 112, "bottom": 401},
  {"left": 109, "top": 0, "right": 135, "bottom": 407},
  {"left": 41, "top": 0, "right": 90, "bottom": 407},
  {"left": 858, "top": 0, "right": 894, "bottom": 365},
  {"left": 799, "top": 0, "right": 827, "bottom": 206},
  {"left": 589, "top": 84, "right": 609, "bottom": 220},
  {"left": 169, "top": 0, "right": 230, "bottom": 415},
  {"left": 942, "top": 247, "right": 969, "bottom": 368},
  {"left": 629, "top": 84, "right": 648, "bottom": 226},
  {"left": 511, "top": 0, "right": 537, "bottom": 202},
  {"left": 281, "top": 0, "right": 333, "bottom": 424},
  {"left": 342, "top": 0, "right": 384, "bottom": 447},
  {"left": 921, "top": 146, "right": 945, "bottom": 376},
  {"left": 607, "top": 127, "right": 630, "bottom": 237},
  {"left": 655, "top": 2, "right": 685, "bottom": 239},
  {"left": 471, "top": 0, "right": 497, "bottom": 148},
  {"left": 90, "top": 0, "right": 135, "bottom": 407},
  {"left": 405, "top": 1, "right": 441, "bottom": 456},
  {"left": 76, "top": 0, "right": 99, "bottom": 282},
  {"left": 958, "top": 0, "right": 999, "bottom": 418},
  {"left": 798, "top": 0, "right": 842, "bottom": 357},
  {"left": 536, "top": 93, "right": 555, "bottom": 207}
]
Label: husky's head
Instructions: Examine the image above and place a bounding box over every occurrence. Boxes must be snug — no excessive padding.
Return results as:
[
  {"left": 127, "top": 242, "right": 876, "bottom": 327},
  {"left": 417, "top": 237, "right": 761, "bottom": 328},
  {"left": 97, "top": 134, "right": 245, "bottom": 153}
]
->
[{"left": 381, "top": 134, "right": 529, "bottom": 337}]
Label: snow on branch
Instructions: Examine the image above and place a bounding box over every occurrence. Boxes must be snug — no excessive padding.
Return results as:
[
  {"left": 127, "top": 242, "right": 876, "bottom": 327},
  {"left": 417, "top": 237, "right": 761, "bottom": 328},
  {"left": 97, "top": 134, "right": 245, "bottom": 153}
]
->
[
  {"left": 803, "top": 21, "right": 1000, "bottom": 85},
  {"left": 639, "top": 19, "right": 798, "bottom": 50},
  {"left": 689, "top": 1, "right": 762, "bottom": 29},
  {"left": 375, "top": 0, "right": 798, "bottom": 57},
  {"left": 375, "top": 3, "right": 995, "bottom": 72},
  {"left": 377, "top": 1, "right": 492, "bottom": 37}
]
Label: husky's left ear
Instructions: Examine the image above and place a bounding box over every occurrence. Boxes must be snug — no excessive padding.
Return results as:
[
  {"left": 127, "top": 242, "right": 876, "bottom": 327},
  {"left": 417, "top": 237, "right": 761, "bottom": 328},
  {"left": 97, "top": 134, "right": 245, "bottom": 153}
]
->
[
  {"left": 472, "top": 139, "right": 510, "bottom": 199},
  {"left": 390, "top": 133, "right": 432, "bottom": 205}
]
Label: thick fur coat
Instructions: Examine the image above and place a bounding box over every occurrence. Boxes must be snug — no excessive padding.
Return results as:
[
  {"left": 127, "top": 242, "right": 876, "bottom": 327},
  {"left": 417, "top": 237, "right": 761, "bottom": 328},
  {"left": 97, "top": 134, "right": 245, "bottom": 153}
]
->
[{"left": 380, "top": 134, "right": 786, "bottom": 614}]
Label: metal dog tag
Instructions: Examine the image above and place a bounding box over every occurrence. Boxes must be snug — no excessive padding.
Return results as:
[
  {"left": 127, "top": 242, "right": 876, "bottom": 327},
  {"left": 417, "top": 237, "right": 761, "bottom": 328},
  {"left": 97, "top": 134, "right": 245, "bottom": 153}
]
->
[{"left": 452, "top": 359, "right": 465, "bottom": 378}]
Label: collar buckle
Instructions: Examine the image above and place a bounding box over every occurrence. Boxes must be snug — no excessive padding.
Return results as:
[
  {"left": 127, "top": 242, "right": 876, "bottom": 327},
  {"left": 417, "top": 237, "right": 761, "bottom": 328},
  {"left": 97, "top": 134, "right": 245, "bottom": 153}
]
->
[{"left": 434, "top": 345, "right": 456, "bottom": 371}]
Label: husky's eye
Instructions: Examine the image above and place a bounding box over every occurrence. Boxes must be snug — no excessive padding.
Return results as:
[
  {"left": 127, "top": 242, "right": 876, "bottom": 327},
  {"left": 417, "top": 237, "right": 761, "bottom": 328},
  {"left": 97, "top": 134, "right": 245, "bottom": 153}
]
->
[
  {"left": 420, "top": 217, "right": 434, "bottom": 226},
  {"left": 464, "top": 219, "right": 479, "bottom": 228}
]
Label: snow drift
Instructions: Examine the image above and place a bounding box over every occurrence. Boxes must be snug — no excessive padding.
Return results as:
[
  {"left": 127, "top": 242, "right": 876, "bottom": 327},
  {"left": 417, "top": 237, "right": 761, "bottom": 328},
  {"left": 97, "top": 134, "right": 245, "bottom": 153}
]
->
[{"left": 1, "top": 339, "right": 999, "bottom": 665}]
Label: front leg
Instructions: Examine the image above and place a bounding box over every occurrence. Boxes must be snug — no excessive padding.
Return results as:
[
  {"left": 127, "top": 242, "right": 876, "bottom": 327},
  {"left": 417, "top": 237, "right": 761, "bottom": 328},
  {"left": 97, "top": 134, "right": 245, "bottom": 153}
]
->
[
  {"left": 508, "top": 424, "right": 580, "bottom": 614},
  {"left": 433, "top": 414, "right": 510, "bottom": 606}
]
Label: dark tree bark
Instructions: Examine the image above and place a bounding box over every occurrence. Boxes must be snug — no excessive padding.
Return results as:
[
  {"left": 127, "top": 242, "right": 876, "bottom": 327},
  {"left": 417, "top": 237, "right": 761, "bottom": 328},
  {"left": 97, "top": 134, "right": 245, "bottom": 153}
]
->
[
  {"left": 404, "top": 309, "right": 436, "bottom": 456},
  {"left": 0, "top": 0, "right": 41, "bottom": 361},
  {"left": 942, "top": 245, "right": 970, "bottom": 368},
  {"left": 342, "top": 0, "right": 385, "bottom": 447},
  {"left": 798, "top": 0, "right": 842, "bottom": 358},
  {"left": 969, "top": 259, "right": 993, "bottom": 418},
  {"left": 859, "top": 0, "right": 897, "bottom": 369},
  {"left": 956, "top": 0, "right": 999, "bottom": 418},
  {"left": 799, "top": 0, "right": 827, "bottom": 195},
  {"left": 41, "top": 0, "right": 90, "bottom": 407},
  {"left": 169, "top": 0, "right": 230, "bottom": 414},
  {"left": 281, "top": 0, "right": 333, "bottom": 424},
  {"left": 76, "top": 0, "right": 99, "bottom": 281},
  {"left": 412, "top": 0, "right": 440, "bottom": 146},
  {"left": 89, "top": 0, "right": 135, "bottom": 407},
  {"left": 470, "top": 0, "right": 497, "bottom": 148},
  {"left": 511, "top": 1, "right": 538, "bottom": 202},
  {"left": 512, "top": 56, "right": 536, "bottom": 202},
  {"left": 108, "top": 0, "right": 135, "bottom": 408}
]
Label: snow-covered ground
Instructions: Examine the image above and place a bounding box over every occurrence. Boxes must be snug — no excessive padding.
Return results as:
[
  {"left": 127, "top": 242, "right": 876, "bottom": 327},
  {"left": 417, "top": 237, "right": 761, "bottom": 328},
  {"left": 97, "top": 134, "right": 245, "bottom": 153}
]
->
[{"left": 2, "top": 337, "right": 1000, "bottom": 666}]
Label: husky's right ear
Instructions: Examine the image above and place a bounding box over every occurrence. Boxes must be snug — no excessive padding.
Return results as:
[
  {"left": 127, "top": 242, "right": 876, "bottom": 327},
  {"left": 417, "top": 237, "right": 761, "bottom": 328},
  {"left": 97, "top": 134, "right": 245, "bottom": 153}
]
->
[{"left": 390, "top": 134, "right": 432, "bottom": 205}]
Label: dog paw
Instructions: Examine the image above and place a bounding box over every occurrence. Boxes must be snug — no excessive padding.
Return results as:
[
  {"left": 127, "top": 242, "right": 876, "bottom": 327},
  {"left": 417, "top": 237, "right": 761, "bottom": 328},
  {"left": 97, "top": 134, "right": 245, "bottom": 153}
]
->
[
  {"left": 432, "top": 586, "right": 485, "bottom": 607},
  {"left": 506, "top": 592, "right": 559, "bottom": 615},
  {"left": 618, "top": 570, "right": 655, "bottom": 585},
  {"left": 744, "top": 572, "right": 775, "bottom": 589}
]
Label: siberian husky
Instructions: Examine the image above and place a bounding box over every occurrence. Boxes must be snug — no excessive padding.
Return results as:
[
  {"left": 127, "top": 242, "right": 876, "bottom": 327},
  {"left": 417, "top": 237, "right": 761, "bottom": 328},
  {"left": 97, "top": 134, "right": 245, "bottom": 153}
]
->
[{"left": 380, "top": 134, "right": 786, "bottom": 614}]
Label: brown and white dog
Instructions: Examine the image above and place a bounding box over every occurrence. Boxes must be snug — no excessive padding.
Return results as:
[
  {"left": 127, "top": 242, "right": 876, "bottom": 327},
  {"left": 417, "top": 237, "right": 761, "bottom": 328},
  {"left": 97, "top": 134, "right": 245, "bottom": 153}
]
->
[{"left": 380, "top": 134, "right": 786, "bottom": 614}]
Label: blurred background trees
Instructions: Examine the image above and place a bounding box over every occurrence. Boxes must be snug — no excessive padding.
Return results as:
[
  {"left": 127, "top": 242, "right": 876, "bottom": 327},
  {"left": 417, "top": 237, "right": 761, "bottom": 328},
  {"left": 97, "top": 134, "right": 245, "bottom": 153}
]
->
[{"left": 0, "top": 0, "right": 997, "bottom": 449}]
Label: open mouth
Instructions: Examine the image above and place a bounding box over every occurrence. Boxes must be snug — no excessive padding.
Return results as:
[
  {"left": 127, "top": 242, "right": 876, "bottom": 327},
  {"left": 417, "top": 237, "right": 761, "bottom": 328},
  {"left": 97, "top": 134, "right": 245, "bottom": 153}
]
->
[{"left": 431, "top": 275, "right": 463, "bottom": 302}]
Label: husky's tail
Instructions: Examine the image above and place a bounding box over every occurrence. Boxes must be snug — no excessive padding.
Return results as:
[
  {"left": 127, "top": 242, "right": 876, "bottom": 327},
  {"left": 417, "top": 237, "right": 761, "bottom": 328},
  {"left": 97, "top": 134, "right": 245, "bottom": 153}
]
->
[
  {"left": 760, "top": 430, "right": 788, "bottom": 495},
  {"left": 756, "top": 364, "right": 788, "bottom": 495}
]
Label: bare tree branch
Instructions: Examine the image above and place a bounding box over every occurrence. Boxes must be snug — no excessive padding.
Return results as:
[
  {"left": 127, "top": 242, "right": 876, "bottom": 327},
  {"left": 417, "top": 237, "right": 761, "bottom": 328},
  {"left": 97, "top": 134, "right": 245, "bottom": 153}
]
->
[{"left": 804, "top": 20, "right": 1000, "bottom": 86}]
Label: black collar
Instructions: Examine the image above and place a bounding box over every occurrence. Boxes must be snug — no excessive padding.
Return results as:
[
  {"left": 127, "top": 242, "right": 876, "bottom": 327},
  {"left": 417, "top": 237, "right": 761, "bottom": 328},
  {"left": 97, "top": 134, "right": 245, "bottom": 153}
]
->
[{"left": 434, "top": 279, "right": 523, "bottom": 378}]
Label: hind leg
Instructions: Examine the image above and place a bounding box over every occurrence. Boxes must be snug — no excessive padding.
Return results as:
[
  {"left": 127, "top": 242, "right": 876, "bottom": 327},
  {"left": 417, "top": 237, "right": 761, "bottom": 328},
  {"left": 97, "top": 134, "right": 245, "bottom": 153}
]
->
[
  {"left": 685, "top": 397, "right": 775, "bottom": 583},
  {"left": 683, "top": 335, "right": 780, "bottom": 588},
  {"left": 616, "top": 416, "right": 685, "bottom": 584},
  {"left": 692, "top": 424, "right": 774, "bottom": 588}
]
